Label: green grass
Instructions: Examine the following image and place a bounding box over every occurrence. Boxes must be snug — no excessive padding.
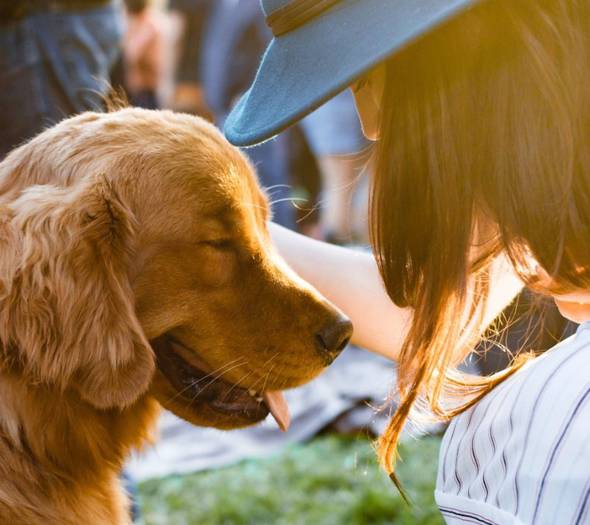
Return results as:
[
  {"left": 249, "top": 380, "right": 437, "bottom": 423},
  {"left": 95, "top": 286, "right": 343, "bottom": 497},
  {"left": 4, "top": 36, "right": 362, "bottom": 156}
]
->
[{"left": 139, "top": 434, "right": 444, "bottom": 525}]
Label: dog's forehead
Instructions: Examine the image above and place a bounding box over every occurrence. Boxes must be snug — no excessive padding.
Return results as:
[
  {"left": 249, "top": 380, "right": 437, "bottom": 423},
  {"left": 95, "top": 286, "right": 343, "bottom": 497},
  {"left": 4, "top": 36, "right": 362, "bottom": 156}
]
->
[
  {"left": 43, "top": 109, "right": 270, "bottom": 229},
  {"left": 200, "top": 180, "right": 269, "bottom": 234},
  {"left": 175, "top": 136, "right": 269, "bottom": 219}
]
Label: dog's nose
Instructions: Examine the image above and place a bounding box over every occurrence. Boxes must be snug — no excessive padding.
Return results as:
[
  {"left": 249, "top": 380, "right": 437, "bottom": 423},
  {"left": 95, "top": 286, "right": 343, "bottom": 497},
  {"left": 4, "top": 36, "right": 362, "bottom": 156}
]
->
[{"left": 315, "top": 316, "right": 353, "bottom": 364}]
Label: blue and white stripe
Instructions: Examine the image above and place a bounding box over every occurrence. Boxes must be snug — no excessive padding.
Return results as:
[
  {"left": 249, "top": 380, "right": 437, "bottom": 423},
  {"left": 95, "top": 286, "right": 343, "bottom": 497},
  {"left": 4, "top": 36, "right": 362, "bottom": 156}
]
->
[{"left": 436, "top": 322, "right": 590, "bottom": 524}]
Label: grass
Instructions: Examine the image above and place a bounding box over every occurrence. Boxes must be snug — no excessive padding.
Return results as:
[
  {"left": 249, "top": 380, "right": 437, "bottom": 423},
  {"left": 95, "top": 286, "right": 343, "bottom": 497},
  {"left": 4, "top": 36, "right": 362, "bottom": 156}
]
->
[{"left": 138, "top": 433, "right": 444, "bottom": 525}]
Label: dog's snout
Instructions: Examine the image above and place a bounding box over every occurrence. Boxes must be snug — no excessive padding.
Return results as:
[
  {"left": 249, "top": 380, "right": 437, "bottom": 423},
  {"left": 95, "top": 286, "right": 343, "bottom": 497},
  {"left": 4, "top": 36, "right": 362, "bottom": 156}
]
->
[{"left": 315, "top": 316, "right": 353, "bottom": 364}]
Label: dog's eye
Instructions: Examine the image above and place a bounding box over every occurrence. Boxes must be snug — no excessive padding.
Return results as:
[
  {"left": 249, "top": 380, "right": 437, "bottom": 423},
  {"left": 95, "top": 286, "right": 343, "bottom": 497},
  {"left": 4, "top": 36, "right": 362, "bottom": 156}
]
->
[{"left": 202, "top": 239, "right": 233, "bottom": 250}]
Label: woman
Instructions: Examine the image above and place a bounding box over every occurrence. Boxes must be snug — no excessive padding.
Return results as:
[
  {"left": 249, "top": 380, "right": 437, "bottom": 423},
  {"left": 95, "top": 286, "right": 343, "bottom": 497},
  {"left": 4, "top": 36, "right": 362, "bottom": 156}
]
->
[{"left": 225, "top": 0, "right": 590, "bottom": 523}]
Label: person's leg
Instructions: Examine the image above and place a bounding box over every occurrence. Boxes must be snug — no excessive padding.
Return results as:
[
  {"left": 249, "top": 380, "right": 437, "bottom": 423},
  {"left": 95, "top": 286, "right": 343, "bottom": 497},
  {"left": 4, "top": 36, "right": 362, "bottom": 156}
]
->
[
  {"left": 131, "top": 89, "right": 159, "bottom": 110},
  {"left": 34, "top": 3, "right": 124, "bottom": 117},
  {"left": 0, "top": 17, "right": 50, "bottom": 158},
  {"left": 0, "top": 3, "right": 123, "bottom": 159},
  {"left": 246, "top": 134, "right": 296, "bottom": 230},
  {"left": 317, "top": 154, "right": 366, "bottom": 244},
  {"left": 299, "top": 90, "right": 369, "bottom": 244}
]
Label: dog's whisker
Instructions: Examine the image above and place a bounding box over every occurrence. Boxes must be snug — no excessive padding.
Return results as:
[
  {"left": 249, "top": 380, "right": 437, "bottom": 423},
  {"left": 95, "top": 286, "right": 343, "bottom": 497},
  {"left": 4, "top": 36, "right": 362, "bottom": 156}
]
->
[
  {"left": 164, "top": 357, "right": 248, "bottom": 404},
  {"left": 188, "top": 357, "right": 248, "bottom": 388},
  {"left": 220, "top": 369, "right": 255, "bottom": 402},
  {"left": 183, "top": 361, "right": 248, "bottom": 404},
  {"left": 188, "top": 360, "right": 250, "bottom": 403},
  {"left": 262, "top": 351, "right": 281, "bottom": 368},
  {"left": 264, "top": 184, "right": 292, "bottom": 191},
  {"left": 226, "top": 352, "right": 279, "bottom": 400},
  {"left": 295, "top": 202, "right": 323, "bottom": 223},
  {"left": 267, "top": 197, "right": 308, "bottom": 207},
  {"left": 252, "top": 354, "right": 281, "bottom": 390},
  {"left": 195, "top": 359, "right": 249, "bottom": 387},
  {"left": 260, "top": 362, "right": 278, "bottom": 395},
  {"left": 244, "top": 352, "right": 281, "bottom": 397}
]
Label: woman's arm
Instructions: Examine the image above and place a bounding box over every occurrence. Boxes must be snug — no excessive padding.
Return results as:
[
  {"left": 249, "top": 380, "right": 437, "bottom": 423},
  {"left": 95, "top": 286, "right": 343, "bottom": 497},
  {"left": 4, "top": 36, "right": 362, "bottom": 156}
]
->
[
  {"left": 270, "top": 223, "right": 524, "bottom": 361},
  {"left": 271, "top": 223, "right": 410, "bottom": 360}
]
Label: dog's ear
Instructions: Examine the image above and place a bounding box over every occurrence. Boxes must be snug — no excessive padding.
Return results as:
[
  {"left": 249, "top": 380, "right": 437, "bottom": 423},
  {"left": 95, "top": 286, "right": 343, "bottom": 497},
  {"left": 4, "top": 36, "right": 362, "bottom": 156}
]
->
[{"left": 0, "top": 175, "right": 155, "bottom": 409}]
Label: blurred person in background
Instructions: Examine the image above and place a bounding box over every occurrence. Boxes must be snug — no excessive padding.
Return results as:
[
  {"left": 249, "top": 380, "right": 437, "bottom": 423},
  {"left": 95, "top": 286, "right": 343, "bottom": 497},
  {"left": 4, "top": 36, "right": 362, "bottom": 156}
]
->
[
  {"left": 300, "top": 90, "right": 370, "bottom": 245},
  {"left": 0, "top": 0, "right": 123, "bottom": 158},
  {"left": 200, "top": 0, "right": 295, "bottom": 229},
  {"left": 167, "top": 0, "right": 212, "bottom": 117},
  {"left": 123, "top": 0, "right": 164, "bottom": 109}
]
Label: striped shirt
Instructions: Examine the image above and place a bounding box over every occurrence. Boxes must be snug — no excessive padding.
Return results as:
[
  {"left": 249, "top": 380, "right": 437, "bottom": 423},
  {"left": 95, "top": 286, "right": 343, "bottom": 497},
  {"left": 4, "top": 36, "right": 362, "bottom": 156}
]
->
[{"left": 436, "top": 321, "right": 590, "bottom": 525}]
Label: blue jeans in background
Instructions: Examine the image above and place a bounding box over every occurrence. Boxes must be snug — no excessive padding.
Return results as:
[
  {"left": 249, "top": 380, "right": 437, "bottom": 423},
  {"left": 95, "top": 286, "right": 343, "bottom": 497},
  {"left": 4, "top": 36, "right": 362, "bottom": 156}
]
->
[{"left": 0, "top": 2, "right": 123, "bottom": 158}]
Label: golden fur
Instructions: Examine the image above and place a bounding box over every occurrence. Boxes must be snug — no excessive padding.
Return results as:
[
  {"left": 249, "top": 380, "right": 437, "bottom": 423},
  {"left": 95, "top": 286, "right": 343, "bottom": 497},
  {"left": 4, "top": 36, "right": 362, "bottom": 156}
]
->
[{"left": 0, "top": 108, "right": 351, "bottom": 524}]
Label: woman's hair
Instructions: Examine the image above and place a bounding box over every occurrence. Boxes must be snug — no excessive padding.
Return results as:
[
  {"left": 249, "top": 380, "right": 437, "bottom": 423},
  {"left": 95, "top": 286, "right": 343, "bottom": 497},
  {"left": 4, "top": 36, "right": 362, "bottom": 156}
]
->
[{"left": 372, "top": 0, "right": 590, "bottom": 477}]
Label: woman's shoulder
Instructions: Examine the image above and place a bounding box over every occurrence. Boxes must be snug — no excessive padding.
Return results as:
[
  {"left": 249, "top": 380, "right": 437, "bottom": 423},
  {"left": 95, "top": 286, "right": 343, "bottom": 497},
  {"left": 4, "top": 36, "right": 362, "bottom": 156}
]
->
[
  {"left": 436, "top": 323, "right": 590, "bottom": 524},
  {"left": 474, "top": 321, "right": 590, "bottom": 411},
  {"left": 512, "top": 321, "right": 590, "bottom": 403},
  {"left": 454, "top": 321, "right": 590, "bottom": 452}
]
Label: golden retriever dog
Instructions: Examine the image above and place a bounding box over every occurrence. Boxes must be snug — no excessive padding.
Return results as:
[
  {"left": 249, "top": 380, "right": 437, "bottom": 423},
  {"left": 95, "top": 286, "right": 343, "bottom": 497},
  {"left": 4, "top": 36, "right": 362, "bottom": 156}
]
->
[{"left": 0, "top": 108, "right": 352, "bottom": 524}]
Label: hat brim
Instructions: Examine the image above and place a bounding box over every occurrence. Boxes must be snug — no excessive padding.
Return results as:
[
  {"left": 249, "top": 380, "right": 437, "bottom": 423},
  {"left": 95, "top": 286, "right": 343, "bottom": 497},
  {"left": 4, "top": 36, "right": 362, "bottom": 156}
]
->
[{"left": 224, "top": 0, "right": 477, "bottom": 147}]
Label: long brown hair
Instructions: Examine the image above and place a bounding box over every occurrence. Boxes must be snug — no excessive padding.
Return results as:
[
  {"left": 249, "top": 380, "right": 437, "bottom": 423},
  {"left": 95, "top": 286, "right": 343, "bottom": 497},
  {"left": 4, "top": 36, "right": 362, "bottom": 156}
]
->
[{"left": 371, "top": 0, "right": 590, "bottom": 477}]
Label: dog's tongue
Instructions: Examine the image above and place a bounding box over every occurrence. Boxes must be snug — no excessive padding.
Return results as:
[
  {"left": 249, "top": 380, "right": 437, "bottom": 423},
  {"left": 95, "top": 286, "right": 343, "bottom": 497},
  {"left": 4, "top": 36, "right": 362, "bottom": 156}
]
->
[{"left": 263, "top": 391, "right": 290, "bottom": 432}]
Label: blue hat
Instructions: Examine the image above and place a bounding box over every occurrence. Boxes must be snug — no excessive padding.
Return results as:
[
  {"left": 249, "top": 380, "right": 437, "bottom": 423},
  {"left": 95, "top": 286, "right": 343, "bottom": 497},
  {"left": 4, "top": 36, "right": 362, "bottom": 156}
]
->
[{"left": 224, "top": 0, "right": 478, "bottom": 147}]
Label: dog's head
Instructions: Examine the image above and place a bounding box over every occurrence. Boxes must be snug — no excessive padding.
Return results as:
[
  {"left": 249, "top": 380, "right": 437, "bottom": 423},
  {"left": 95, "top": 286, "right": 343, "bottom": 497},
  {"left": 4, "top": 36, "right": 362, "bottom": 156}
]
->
[{"left": 0, "top": 109, "right": 352, "bottom": 430}]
